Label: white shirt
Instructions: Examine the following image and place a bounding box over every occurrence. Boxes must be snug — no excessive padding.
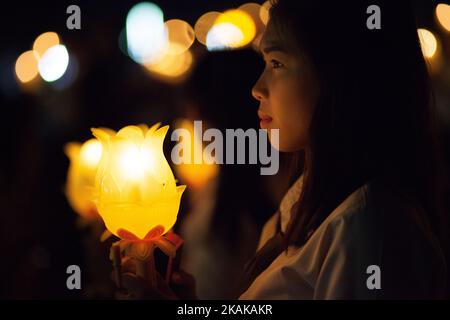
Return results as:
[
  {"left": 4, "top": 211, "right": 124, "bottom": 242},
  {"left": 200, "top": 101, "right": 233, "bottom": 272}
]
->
[{"left": 240, "top": 175, "right": 446, "bottom": 299}]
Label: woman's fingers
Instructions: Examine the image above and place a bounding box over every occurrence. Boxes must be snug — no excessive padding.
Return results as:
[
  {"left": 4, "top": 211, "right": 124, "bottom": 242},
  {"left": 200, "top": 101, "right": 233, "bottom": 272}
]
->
[
  {"left": 115, "top": 288, "right": 134, "bottom": 300},
  {"left": 110, "top": 257, "right": 136, "bottom": 288},
  {"left": 121, "top": 257, "right": 136, "bottom": 273},
  {"left": 171, "top": 270, "right": 195, "bottom": 286},
  {"left": 119, "top": 271, "right": 178, "bottom": 299},
  {"left": 121, "top": 273, "right": 149, "bottom": 299},
  {"left": 170, "top": 269, "right": 197, "bottom": 299},
  {"left": 112, "top": 258, "right": 193, "bottom": 299}
]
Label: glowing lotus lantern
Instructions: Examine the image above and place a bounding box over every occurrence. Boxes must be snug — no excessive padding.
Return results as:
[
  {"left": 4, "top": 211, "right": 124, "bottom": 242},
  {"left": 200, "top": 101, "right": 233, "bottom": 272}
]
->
[
  {"left": 64, "top": 139, "right": 103, "bottom": 220},
  {"left": 92, "top": 123, "right": 186, "bottom": 241}
]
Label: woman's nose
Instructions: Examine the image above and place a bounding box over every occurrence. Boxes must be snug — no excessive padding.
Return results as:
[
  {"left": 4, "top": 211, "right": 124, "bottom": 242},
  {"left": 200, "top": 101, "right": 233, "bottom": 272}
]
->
[{"left": 251, "top": 74, "right": 267, "bottom": 101}]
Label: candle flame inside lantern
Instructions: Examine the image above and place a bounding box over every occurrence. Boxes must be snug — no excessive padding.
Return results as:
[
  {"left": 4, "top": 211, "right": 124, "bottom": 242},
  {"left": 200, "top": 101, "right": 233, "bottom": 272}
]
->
[
  {"left": 81, "top": 139, "right": 103, "bottom": 168},
  {"left": 92, "top": 123, "right": 186, "bottom": 240}
]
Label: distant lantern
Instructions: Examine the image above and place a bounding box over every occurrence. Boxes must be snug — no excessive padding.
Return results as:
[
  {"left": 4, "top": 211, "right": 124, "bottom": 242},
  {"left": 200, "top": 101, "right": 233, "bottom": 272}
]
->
[{"left": 65, "top": 139, "right": 103, "bottom": 220}]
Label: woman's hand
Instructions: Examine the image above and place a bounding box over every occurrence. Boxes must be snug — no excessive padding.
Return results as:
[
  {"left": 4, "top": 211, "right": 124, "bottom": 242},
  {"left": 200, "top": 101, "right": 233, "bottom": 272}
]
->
[
  {"left": 113, "top": 257, "right": 197, "bottom": 300},
  {"left": 168, "top": 269, "right": 197, "bottom": 300}
]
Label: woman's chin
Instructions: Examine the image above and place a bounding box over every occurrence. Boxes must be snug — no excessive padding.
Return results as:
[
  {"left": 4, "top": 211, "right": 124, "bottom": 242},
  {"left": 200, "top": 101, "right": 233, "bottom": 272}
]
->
[{"left": 269, "top": 135, "right": 306, "bottom": 153}]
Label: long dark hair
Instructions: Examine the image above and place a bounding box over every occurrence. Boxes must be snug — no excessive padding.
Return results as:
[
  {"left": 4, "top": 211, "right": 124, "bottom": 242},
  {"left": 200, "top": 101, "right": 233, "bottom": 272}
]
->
[{"left": 270, "top": 0, "right": 448, "bottom": 275}]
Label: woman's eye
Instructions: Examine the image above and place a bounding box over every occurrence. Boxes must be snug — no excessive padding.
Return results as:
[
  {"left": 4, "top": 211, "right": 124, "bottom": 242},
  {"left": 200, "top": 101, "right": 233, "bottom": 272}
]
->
[{"left": 270, "top": 59, "right": 283, "bottom": 69}]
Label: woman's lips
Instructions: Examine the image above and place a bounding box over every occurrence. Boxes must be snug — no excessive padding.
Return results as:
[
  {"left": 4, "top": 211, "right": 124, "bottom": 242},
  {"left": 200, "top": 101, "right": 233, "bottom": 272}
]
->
[
  {"left": 258, "top": 110, "right": 273, "bottom": 128},
  {"left": 260, "top": 118, "right": 272, "bottom": 128}
]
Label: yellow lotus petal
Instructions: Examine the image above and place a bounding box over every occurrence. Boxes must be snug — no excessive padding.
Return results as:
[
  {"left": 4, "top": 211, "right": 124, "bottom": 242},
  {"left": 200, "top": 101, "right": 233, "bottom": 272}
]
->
[
  {"left": 99, "top": 127, "right": 116, "bottom": 136},
  {"left": 146, "top": 125, "right": 169, "bottom": 148},
  {"left": 140, "top": 173, "right": 170, "bottom": 203},
  {"left": 64, "top": 142, "right": 81, "bottom": 160},
  {"left": 96, "top": 173, "right": 121, "bottom": 204},
  {"left": 137, "top": 123, "right": 149, "bottom": 135},
  {"left": 142, "top": 125, "right": 174, "bottom": 185},
  {"left": 116, "top": 125, "right": 145, "bottom": 144},
  {"left": 91, "top": 127, "right": 114, "bottom": 144},
  {"left": 148, "top": 122, "right": 162, "bottom": 135}
]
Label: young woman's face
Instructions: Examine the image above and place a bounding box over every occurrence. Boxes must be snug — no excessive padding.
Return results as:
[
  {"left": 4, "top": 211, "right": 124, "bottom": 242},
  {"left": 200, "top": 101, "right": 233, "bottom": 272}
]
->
[{"left": 252, "top": 22, "right": 319, "bottom": 152}]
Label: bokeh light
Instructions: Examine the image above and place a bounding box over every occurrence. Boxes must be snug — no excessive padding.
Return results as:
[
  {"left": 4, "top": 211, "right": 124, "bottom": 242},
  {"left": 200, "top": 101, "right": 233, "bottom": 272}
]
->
[
  {"left": 173, "top": 119, "right": 219, "bottom": 189},
  {"left": 206, "top": 23, "right": 245, "bottom": 51},
  {"left": 239, "top": 3, "right": 264, "bottom": 29},
  {"left": 194, "top": 11, "right": 221, "bottom": 45},
  {"left": 417, "top": 28, "right": 438, "bottom": 59},
  {"left": 126, "top": 2, "right": 167, "bottom": 64},
  {"left": 215, "top": 9, "right": 256, "bottom": 47},
  {"left": 144, "top": 49, "right": 193, "bottom": 80},
  {"left": 436, "top": 3, "right": 450, "bottom": 32},
  {"left": 33, "top": 32, "right": 60, "bottom": 58},
  {"left": 259, "top": 1, "right": 271, "bottom": 25},
  {"left": 38, "top": 44, "right": 70, "bottom": 82},
  {"left": 15, "top": 50, "right": 39, "bottom": 83},
  {"left": 165, "top": 19, "right": 195, "bottom": 55},
  {"left": 206, "top": 9, "right": 256, "bottom": 51}
]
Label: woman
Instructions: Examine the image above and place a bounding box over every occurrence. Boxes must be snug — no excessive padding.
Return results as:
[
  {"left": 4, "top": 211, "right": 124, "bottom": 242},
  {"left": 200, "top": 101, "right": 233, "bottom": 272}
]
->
[{"left": 118, "top": 0, "right": 448, "bottom": 299}]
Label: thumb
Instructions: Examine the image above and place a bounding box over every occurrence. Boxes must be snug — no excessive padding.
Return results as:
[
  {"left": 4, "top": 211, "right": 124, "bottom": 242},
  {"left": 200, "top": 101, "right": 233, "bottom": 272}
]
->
[
  {"left": 171, "top": 270, "right": 195, "bottom": 286},
  {"left": 121, "top": 273, "right": 147, "bottom": 299}
]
